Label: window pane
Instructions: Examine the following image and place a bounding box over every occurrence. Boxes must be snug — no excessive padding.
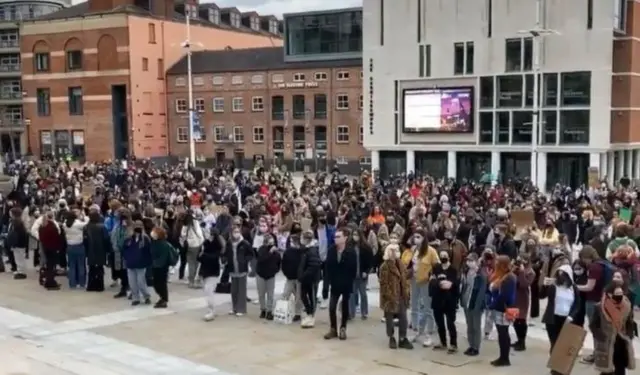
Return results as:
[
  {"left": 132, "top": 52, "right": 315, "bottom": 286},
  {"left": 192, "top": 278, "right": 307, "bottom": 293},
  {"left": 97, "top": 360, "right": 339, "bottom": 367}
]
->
[
  {"left": 512, "top": 111, "right": 532, "bottom": 144},
  {"left": 543, "top": 73, "right": 558, "bottom": 106},
  {"left": 465, "top": 42, "right": 474, "bottom": 74},
  {"left": 523, "top": 37, "right": 533, "bottom": 71},
  {"left": 479, "top": 112, "right": 493, "bottom": 144},
  {"left": 454, "top": 43, "right": 464, "bottom": 75},
  {"left": 480, "top": 76, "right": 493, "bottom": 108},
  {"left": 542, "top": 110, "right": 557, "bottom": 145},
  {"left": 559, "top": 110, "right": 589, "bottom": 144},
  {"left": 525, "top": 74, "right": 537, "bottom": 107},
  {"left": 497, "top": 75, "right": 523, "bottom": 107},
  {"left": 561, "top": 71, "right": 591, "bottom": 106},
  {"left": 505, "top": 38, "right": 522, "bottom": 72},
  {"left": 496, "top": 111, "right": 509, "bottom": 144}
]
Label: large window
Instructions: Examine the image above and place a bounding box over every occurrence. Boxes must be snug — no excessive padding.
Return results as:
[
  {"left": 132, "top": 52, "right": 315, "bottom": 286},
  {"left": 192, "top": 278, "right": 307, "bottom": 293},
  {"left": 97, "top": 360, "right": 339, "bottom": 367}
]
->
[
  {"left": 505, "top": 38, "right": 522, "bottom": 72},
  {"left": 542, "top": 110, "right": 557, "bottom": 145},
  {"left": 561, "top": 71, "right": 591, "bottom": 106},
  {"left": 497, "top": 75, "right": 523, "bottom": 107},
  {"left": 559, "top": 110, "right": 589, "bottom": 144},
  {"left": 496, "top": 111, "right": 509, "bottom": 144},
  {"left": 479, "top": 76, "right": 493, "bottom": 108},
  {"left": 285, "top": 11, "right": 362, "bottom": 56},
  {"left": 543, "top": 73, "right": 558, "bottom": 106},
  {"left": 511, "top": 111, "right": 532, "bottom": 144},
  {"left": 479, "top": 112, "right": 493, "bottom": 144}
]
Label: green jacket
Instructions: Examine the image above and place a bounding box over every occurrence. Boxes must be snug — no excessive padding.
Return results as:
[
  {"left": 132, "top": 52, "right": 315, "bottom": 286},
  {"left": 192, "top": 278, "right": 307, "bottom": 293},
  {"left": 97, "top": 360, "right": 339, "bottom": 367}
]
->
[{"left": 151, "top": 239, "right": 175, "bottom": 269}]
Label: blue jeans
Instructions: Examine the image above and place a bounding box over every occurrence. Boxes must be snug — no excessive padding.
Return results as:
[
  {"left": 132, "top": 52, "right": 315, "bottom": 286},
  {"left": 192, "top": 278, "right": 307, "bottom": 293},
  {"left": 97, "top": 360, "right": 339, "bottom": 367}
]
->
[
  {"left": 410, "top": 280, "right": 435, "bottom": 336},
  {"left": 349, "top": 278, "right": 368, "bottom": 318},
  {"left": 127, "top": 268, "right": 151, "bottom": 302},
  {"left": 67, "top": 244, "right": 86, "bottom": 288}
]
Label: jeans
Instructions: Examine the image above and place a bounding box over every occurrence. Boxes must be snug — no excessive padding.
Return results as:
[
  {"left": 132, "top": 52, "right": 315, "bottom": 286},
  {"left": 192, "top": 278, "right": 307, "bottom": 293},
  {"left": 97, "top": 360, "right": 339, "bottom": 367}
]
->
[
  {"left": 66, "top": 244, "right": 86, "bottom": 288},
  {"left": 349, "top": 278, "right": 368, "bottom": 318},
  {"left": 127, "top": 268, "right": 150, "bottom": 302},
  {"left": 203, "top": 276, "right": 218, "bottom": 313},
  {"left": 463, "top": 308, "right": 482, "bottom": 350},
  {"left": 256, "top": 276, "right": 275, "bottom": 312},
  {"left": 281, "top": 280, "right": 302, "bottom": 315},
  {"left": 186, "top": 246, "right": 200, "bottom": 284},
  {"left": 410, "top": 280, "right": 435, "bottom": 336},
  {"left": 11, "top": 247, "right": 26, "bottom": 275},
  {"left": 230, "top": 275, "right": 248, "bottom": 313}
]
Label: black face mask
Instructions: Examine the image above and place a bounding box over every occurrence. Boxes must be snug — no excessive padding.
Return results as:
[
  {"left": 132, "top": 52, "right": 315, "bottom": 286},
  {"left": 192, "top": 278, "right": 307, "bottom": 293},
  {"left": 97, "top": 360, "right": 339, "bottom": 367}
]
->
[
  {"left": 612, "top": 295, "right": 624, "bottom": 303},
  {"left": 134, "top": 228, "right": 143, "bottom": 234},
  {"left": 318, "top": 218, "right": 326, "bottom": 225},
  {"left": 441, "top": 258, "right": 449, "bottom": 264}
]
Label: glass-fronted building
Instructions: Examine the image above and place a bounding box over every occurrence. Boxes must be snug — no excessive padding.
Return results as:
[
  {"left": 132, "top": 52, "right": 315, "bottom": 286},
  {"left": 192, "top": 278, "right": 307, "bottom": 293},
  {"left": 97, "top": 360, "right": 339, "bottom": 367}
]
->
[{"left": 283, "top": 7, "right": 362, "bottom": 62}]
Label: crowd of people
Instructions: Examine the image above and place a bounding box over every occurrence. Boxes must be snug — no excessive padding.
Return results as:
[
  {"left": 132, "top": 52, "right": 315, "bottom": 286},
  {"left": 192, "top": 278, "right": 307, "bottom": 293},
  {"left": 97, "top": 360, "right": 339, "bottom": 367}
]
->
[{"left": 0, "top": 158, "right": 638, "bottom": 375}]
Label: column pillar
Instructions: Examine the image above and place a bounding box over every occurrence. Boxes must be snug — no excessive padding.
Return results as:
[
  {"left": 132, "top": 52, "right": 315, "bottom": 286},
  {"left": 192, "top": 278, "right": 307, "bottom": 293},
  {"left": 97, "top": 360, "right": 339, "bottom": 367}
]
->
[
  {"left": 371, "top": 150, "right": 380, "bottom": 173},
  {"left": 447, "top": 151, "right": 456, "bottom": 179},
  {"left": 531, "top": 152, "right": 538, "bottom": 187},
  {"left": 491, "top": 151, "right": 500, "bottom": 184},
  {"left": 406, "top": 149, "right": 415, "bottom": 175},
  {"left": 607, "top": 151, "right": 615, "bottom": 186},
  {"left": 634, "top": 150, "right": 640, "bottom": 180},
  {"left": 625, "top": 150, "right": 633, "bottom": 178},
  {"left": 600, "top": 152, "right": 607, "bottom": 180},
  {"left": 616, "top": 150, "right": 624, "bottom": 182},
  {"left": 537, "top": 152, "right": 547, "bottom": 192}
]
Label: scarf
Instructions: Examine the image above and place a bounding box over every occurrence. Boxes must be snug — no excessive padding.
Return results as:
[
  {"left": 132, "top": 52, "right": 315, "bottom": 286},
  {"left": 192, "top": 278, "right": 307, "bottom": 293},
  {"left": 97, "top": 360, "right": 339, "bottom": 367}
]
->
[{"left": 602, "top": 295, "right": 630, "bottom": 334}]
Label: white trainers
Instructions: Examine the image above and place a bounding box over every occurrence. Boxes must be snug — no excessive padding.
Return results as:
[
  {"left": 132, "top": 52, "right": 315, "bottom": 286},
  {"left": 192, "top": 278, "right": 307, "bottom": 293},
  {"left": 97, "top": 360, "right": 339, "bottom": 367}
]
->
[
  {"left": 320, "top": 299, "right": 329, "bottom": 309},
  {"left": 422, "top": 336, "right": 433, "bottom": 347},
  {"left": 300, "top": 315, "right": 310, "bottom": 327},
  {"left": 203, "top": 311, "right": 215, "bottom": 321},
  {"left": 306, "top": 315, "right": 315, "bottom": 328},
  {"left": 235, "top": 312, "right": 244, "bottom": 317}
]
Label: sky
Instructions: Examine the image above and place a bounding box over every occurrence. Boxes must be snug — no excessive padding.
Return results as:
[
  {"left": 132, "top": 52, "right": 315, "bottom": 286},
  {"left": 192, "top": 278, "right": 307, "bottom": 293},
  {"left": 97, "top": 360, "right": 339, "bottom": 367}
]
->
[{"left": 211, "top": 0, "right": 361, "bottom": 15}]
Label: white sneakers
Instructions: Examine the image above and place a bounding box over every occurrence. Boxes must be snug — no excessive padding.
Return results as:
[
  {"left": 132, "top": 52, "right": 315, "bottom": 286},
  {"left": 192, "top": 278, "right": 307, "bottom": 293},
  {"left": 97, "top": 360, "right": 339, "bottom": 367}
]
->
[
  {"left": 422, "top": 336, "right": 433, "bottom": 347},
  {"left": 203, "top": 311, "right": 215, "bottom": 321},
  {"left": 320, "top": 299, "right": 329, "bottom": 309},
  {"left": 301, "top": 315, "right": 315, "bottom": 328}
]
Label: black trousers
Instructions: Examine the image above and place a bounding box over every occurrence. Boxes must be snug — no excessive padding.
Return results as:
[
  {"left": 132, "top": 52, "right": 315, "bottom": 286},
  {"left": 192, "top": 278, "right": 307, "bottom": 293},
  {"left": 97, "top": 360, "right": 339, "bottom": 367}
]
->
[
  {"left": 115, "top": 269, "right": 129, "bottom": 293},
  {"left": 86, "top": 265, "right": 105, "bottom": 292},
  {"left": 6, "top": 246, "right": 16, "bottom": 272},
  {"left": 545, "top": 315, "right": 568, "bottom": 353},
  {"left": 496, "top": 324, "right": 511, "bottom": 361},
  {"left": 321, "top": 261, "right": 330, "bottom": 300},
  {"left": 300, "top": 282, "right": 316, "bottom": 316},
  {"left": 58, "top": 249, "right": 67, "bottom": 269},
  {"left": 513, "top": 318, "right": 528, "bottom": 343},
  {"left": 530, "top": 271, "right": 540, "bottom": 318},
  {"left": 152, "top": 267, "right": 169, "bottom": 302},
  {"left": 178, "top": 246, "right": 187, "bottom": 280},
  {"left": 329, "top": 290, "right": 350, "bottom": 330},
  {"left": 43, "top": 251, "right": 59, "bottom": 288},
  {"left": 433, "top": 308, "right": 457, "bottom": 347}
]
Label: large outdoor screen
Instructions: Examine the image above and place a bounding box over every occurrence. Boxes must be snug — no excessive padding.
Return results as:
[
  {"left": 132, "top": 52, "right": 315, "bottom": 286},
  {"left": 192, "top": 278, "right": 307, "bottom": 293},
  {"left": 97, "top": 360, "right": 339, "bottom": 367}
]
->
[{"left": 402, "top": 87, "right": 474, "bottom": 133}]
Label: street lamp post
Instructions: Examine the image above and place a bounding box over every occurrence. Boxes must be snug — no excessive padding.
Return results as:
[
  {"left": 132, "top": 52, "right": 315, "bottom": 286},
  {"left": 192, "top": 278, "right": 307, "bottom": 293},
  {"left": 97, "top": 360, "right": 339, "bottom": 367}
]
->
[
  {"left": 518, "top": 0, "right": 558, "bottom": 191},
  {"left": 183, "top": 14, "right": 196, "bottom": 166}
]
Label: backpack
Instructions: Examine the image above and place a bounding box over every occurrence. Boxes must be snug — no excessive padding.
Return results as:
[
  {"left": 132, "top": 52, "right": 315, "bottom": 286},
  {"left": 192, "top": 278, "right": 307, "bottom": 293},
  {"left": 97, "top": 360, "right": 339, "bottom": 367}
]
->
[
  {"left": 168, "top": 244, "right": 179, "bottom": 267},
  {"left": 596, "top": 259, "right": 617, "bottom": 287}
]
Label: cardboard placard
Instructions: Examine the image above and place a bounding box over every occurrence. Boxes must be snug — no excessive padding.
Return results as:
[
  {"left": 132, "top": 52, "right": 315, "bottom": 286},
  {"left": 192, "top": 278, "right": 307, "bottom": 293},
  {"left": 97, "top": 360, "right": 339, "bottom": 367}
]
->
[
  {"left": 511, "top": 209, "right": 535, "bottom": 240},
  {"left": 547, "top": 322, "right": 587, "bottom": 375},
  {"left": 619, "top": 207, "right": 632, "bottom": 223},
  {"left": 300, "top": 218, "right": 312, "bottom": 232}
]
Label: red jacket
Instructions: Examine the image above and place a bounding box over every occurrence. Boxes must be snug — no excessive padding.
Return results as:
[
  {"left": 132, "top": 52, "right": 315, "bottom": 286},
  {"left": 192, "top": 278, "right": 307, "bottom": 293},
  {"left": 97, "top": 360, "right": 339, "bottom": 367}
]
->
[{"left": 39, "top": 221, "right": 65, "bottom": 253}]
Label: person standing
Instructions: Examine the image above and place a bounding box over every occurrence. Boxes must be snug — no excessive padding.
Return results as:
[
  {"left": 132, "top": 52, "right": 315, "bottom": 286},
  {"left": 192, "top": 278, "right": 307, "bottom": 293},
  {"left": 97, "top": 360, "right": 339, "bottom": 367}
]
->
[
  {"left": 223, "top": 226, "right": 253, "bottom": 316},
  {"left": 461, "top": 253, "right": 487, "bottom": 356},
  {"left": 379, "top": 243, "right": 413, "bottom": 349},
  {"left": 324, "top": 228, "right": 356, "bottom": 340},
  {"left": 512, "top": 254, "right": 536, "bottom": 352},
  {"left": 349, "top": 229, "right": 374, "bottom": 320},
  {"left": 256, "top": 233, "right": 281, "bottom": 320},
  {"left": 315, "top": 208, "right": 336, "bottom": 309},
  {"left": 122, "top": 221, "right": 152, "bottom": 306},
  {"left": 84, "top": 210, "right": 110, "bottom": 292},
  {"left": 199, "top": 228, "right": 224, "bottom": 321},
  {"left": 6, "top": 207, "right": 28, "bottom": 280},
  {"left": 34, "top": 211, "right": 65, "bottom": 290},
  {"left": 429, "top": 250, "right": 459, "bottom": 353},
  {"left": 409, "top": 230, "right": 440, "bottom": 347},
  {"left": 64, "top": 210, "right": 89, "bottom": 289},
  {"left": 150, "top": 227, "right": 176, "bottom": 308},
  {"left": 298, "top": 230, "right": 322, "bottom": 328},
  {"left": 487, "top": 255, "right": 517, "bottom": 367},
  {"left": 180, "top": 211, "right": 205, "bottom": 289}
]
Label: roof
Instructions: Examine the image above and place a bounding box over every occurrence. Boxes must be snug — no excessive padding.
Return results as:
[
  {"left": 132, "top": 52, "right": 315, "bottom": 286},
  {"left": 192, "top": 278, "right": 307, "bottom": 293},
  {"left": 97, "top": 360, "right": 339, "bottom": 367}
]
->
[
  {"left": 28, "top": 1, "right": 282, "bottom": 38},
  {"left": 167, "top": 46, "right": 361, "bottom": 75}
]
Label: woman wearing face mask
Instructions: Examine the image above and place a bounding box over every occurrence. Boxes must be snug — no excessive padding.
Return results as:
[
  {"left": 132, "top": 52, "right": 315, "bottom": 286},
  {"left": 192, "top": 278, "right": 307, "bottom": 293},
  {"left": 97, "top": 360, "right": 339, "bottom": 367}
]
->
[
  {"left": 348, "top": 229, "right": 374, "bottom": 320},
  {"left": 541, "top": 265, "right": 580, "bottom": 372},
  {"left": 251, "top": 218, "right": 270, "bottom": 277},
  {"left": 379, "top": 243, "right": 413, "bottom": 350},
  {"left": 512, "top": 254, "right": 535, "bottom": 352},
  {"left": 486, "top": 255, "right": 517, "bottom": 367},
  {"left": 539, "top": 245, "right": 570, "bottom": 298},
  {"left": 429, "top": 249, "right": 459, "bottom": 353},
  {"left": 199, "top": 227, "right": 225, "bottom": 320},
  {"left": 122, "top": 221, "right": 152, "bottom": 306},
  {"left": 589, "top": 283, "right": 636, "bottom": 375},
  {"left": 256, "top": 233, "right": 282, "bottom": 320},
  {"left": 222, "top": 226, "right": 253, "bottom": 316},
  {"left": 461, "top": 253, "right": 487, "bottom": 356},
  {"left": 408, "top": 230, "right": 439, "bottom": 347},
  {"left": 570, "top": 259, "right": 588, "bottom": 327},
  {"left": 149, "top": 227, "right": 176, "bottom": 308},
  {"left": 540, "top": 219, "right": 560, "bottom": 247},
  {"left": 179, "top": 212, "right": 205, "bottom": 288}
]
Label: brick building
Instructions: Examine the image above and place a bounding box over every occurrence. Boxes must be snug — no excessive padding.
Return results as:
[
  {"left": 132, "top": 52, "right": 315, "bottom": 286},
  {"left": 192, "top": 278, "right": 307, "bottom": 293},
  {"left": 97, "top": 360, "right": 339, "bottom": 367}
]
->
[
  {"left": 166, "top": 46, "right": 368, "bottom": 174},
  {"left": 20, "top": 0, "right": 281, "bottom": 161}
]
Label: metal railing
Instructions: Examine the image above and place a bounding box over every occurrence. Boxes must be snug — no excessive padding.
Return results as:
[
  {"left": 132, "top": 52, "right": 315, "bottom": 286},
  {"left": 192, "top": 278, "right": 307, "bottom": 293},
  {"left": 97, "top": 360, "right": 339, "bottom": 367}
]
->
[
  {"left": 0, "top": 40, "right": 19, "bottom": 48},
  {"left": 314, "top": 110, "right": 327, "bottom": 119},
  {"left": 0, "top": 64, "right": 19, "bottom": 72},
  {"left": 0, "top": 92, "right": 21, "bottom": 100},
  {"left": 271, "top": 111, "right": 284, "bottom": 120},
  {"left": 0, "top": 118, "right": 24, "bottom": 126}
]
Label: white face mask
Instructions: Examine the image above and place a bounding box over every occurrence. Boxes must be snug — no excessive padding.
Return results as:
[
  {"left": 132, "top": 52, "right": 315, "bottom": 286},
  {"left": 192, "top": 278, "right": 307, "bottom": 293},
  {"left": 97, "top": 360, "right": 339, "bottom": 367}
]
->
[
  {"left": 151, "top": 233, "right": 158, "bottom": 240},
  {"left": 232, "top": 232, "right": 242, "bottom": 241}
]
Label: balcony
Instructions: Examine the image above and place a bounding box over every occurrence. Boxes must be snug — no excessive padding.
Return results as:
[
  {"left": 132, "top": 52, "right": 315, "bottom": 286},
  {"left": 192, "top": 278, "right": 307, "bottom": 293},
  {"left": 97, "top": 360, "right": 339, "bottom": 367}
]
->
[
  {"left": 314, "top": 111, "right": 327, "bottom": 119},
  {"left": 0, "top": 64, "right": 20, "bottom": 77},
  {"left": 0, "top": 118, "right": 24, "bottom": 129},
  {"left": 0, "top": 40, "right": 19, "bottom": 52},
  {"left": 0, "top": 92, "right": 22, "bottom": 104},
  {"left": 271, "top": 111, "right": 284, "bottom": 121}
]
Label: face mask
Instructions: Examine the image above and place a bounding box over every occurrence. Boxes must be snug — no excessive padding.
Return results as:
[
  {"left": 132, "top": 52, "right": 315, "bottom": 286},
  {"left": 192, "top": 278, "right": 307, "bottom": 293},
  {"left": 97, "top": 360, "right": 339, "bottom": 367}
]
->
[
  {"left": 573, "top": 269, "right": 584, "bottom": 276},
  {"left": 232, "top": 233, "right": 242, "bottom": 241},
  {"left": 134, "top": 228, "right": 142, "bottom": 234},
  {"left": 390, "top": 238, "right": 399, "bottom": 245},
  {"left": 352, "top": 235, "right": 359, "bottom": 242},
  {"left": 151, "top": 233, "right": 158, "bottom": 240},
  {"left": 259, "top": 224, "right": 267, "bottom": 233},
  {"left": 612, "top": 295, "right": 623, "bottom": 303},
  {"left": 319, "top": 218, "right": 327, "bottom": 225},
  {"left": 414, "top": 236, "right": 423, "bottom": 245},
  {"left": 441, "top": 257, "right": 449, "bottom": 264}
]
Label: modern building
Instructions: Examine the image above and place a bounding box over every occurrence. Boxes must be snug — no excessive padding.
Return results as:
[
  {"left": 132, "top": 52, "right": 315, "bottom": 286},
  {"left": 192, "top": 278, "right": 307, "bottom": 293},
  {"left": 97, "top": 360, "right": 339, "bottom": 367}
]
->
[
  {"left": 363, "top": 0, "right": 636, "bottom": 190},
  {"left": 21, "top": 0, "right": 282, "bottom": 161},
  {"left": 166, "top": 7, "right": 366, "bottom": 173},
  {"left": 0, "top": 0, "right": 69, "bottom": 157}
]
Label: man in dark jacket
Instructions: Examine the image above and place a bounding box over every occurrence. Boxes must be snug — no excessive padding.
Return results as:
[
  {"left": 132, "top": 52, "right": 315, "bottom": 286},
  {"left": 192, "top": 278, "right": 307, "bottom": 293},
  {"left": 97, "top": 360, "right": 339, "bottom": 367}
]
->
[
  {"left": 84, "top": 210, "right": 111, "bottom": 292},
  {"left": 37, "top": 212, "right": 65, "bottom": 290},
  {"left": 299, "top": 230, "right": 322, "bottom": 328},
  {"left": 323, "top": 228, "right": 357, "bottom": 340},
  {"left": 6, "top": 207, "right": 28, "bottom": 279}
]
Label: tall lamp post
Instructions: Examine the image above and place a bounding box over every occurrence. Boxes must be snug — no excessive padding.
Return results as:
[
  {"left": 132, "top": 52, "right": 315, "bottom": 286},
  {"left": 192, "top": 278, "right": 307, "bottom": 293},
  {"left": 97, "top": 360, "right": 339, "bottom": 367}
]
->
[
  {"left": 182, "top": 14, "right": 196, "bottom": 165},
  {"left": 518, "top": 0, "right": 558, "bottom": 191}
]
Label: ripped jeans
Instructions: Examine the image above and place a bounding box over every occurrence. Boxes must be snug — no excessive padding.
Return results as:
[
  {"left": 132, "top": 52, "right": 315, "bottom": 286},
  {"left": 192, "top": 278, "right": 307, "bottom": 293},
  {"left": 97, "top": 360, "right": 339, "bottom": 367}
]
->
[{"left": 410, "top": 279, "right": 435, "bottom": 336}]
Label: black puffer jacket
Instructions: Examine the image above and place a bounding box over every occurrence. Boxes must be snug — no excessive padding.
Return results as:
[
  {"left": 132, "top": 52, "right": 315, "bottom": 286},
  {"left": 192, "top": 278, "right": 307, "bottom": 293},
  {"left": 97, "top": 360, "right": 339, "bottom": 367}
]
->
[
  {"left": 297, "top": 244, "right": 322, "bottom": 284},
  {"left": 281, "top": 245, "right": 303, "bottom": 280},
  {"left": 198, "top": 236, "right": 224, "bottom": 278},
  {"left": 256, "top": 245, "right": 281, "bottom": 279}
]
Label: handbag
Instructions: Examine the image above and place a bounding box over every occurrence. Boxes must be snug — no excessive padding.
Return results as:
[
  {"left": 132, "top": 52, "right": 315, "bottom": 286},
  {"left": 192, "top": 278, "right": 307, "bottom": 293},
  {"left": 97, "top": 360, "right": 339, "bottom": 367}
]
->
[
  {"left": 505, "top": 307, "right": 520, "bottom": 322},
  {"left": 273, "top": 296, "right": 296, "bottom": 325}
]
